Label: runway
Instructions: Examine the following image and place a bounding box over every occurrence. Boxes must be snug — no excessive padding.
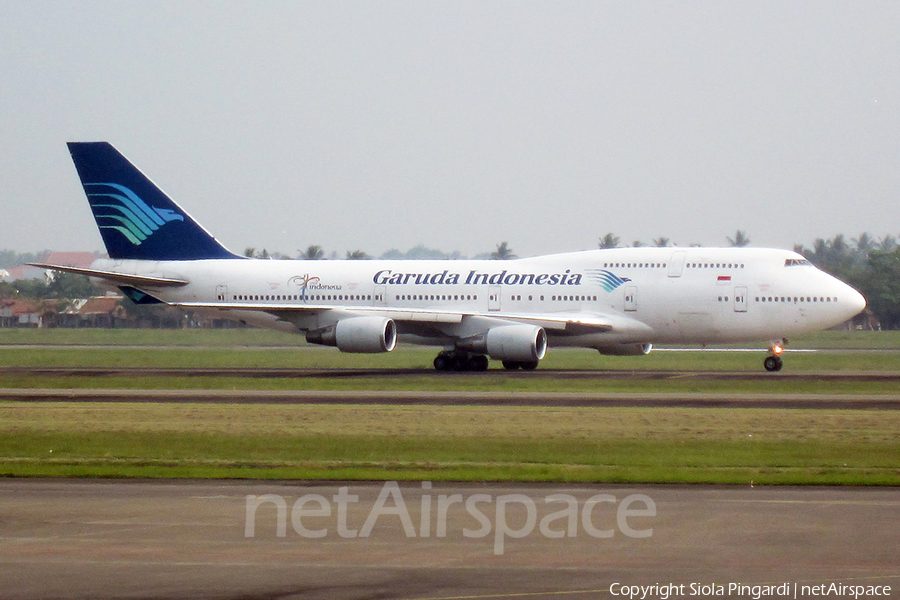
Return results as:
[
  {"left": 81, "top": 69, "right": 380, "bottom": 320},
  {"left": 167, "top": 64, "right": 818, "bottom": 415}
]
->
[
  {"left": 0, "top": 480, "right": 897, "bottom": 600},
  {"left": 3, "top": 364, "right": 900, "bottom": 409},
  {"left": 3, "top": 387, "right": 900, "bottom": 409},
  {"left": 5, "top": 365, "right": 900, "bottom": 381}
]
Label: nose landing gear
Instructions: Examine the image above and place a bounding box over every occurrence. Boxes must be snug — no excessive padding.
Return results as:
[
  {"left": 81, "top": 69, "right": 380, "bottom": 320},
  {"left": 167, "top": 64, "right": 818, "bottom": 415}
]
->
[{"left": 763, "top": 341, "right": 785, "bottom": 372}]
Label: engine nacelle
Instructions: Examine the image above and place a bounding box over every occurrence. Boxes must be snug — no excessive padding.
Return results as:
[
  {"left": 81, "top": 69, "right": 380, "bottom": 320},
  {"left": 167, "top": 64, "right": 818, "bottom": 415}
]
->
[
  {"left": 459, "top": 325, "right": 547, "bottom": 362},
  {"left": 597, "top": 343, "right": 653, "bottom": 356},
  {"left": 306, "top": 317, "right": 397, "bottom": 353}
]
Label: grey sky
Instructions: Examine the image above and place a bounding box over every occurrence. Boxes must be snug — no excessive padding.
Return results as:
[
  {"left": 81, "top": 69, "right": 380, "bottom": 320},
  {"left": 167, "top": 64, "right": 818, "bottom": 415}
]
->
[{"left": 1, "top": 1, "right": 897, "bottom": 258}]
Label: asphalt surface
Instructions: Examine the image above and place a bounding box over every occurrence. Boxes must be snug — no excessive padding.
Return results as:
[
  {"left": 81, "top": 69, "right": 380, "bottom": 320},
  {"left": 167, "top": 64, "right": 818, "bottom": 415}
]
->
[
  {"left": 2, "top": 387, "right": 899, "bottom": 409},
  {"left": 3, "top": 365, "right": 900, "bottom": 410},
  {"left": 5, "top": 365, "right": 900, "bottom": 381},
  {"left": 0, "top": 480, "right": 897, "bottom": 600}
]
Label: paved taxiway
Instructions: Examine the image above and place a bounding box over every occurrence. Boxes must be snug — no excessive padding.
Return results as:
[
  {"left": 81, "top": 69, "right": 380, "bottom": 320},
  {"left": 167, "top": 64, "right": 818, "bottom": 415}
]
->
[
  {"left": 3, "top": 365, "right": 900, "bottom": 409},
  {"left": 1, "top": 480, "right": 897, "bottom": 600},
  {"left": 3, "top": 387, "right": 899, "bottom": 409}
]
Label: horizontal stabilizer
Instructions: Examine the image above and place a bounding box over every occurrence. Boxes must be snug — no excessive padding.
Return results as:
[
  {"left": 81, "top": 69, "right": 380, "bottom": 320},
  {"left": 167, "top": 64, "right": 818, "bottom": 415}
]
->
[{"left": 28, "top": 263, "right": 188, "bottom": 287}]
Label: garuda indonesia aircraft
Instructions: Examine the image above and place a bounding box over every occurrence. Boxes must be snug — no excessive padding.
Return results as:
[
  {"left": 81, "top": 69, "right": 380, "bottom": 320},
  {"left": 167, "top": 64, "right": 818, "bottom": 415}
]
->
[{"left": 35, "top": 142, "right": 866, "bottom": 372}]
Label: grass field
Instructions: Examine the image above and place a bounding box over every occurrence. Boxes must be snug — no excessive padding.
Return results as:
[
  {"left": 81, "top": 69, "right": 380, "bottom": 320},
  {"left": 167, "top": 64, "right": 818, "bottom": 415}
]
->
[
  {"left": 0, "top": 328, "right": 898, "bottom": 484},
  {"left": 1, "top": 328, "right": 899, "bottom": 375},
  {"left": 2, "top": 403, "right": 897, "bottom": 484}
]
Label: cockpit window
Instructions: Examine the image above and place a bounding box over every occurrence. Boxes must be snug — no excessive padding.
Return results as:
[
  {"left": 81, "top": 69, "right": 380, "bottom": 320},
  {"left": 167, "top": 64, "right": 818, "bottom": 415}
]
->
[{"left": 784, "top": 259, "right": 812, "bottom": 267}]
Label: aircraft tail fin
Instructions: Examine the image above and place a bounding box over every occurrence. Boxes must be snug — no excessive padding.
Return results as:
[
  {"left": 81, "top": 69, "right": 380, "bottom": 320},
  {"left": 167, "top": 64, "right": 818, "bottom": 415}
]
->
[{"left": 67, "top": 142, "right": 240, "bottom": 260}]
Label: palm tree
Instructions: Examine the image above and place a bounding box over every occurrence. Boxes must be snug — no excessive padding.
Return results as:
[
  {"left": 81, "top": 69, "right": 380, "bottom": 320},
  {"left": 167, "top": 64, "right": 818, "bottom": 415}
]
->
[
  {"left": 812, "top": 238, "right": 829, "bottom": 258},
  {"left": 878, "top": 235, "right": 897, "bottom": 252},
  {"left": 346, "top": 250, "right": 370, "bottom": 260},
  {"left": 853, "top": 233, "right": 875, "bottom": 256},
  {"left": 490, "top": 242, "right": 516, "bottom": 260},
  {"left": 727, "top": 230, "right": 750, "bottom": 247},
  {"left": 598, "top": 233, "right": 620, "bottom": 249},
  {"left": 653, "top": 237, "right": 670, "bottom": 247},
  {"left": 301, "top": 245, "right": 324, "bottom": 260},
  {"left": 830, "top": 234, "right": 848, "bottom": 256}
]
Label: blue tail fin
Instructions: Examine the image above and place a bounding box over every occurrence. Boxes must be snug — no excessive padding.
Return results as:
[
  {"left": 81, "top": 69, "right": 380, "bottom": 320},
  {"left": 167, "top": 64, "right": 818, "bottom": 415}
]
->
[{"left": 67, "top": 142, "right": 240, "bottom": 260}]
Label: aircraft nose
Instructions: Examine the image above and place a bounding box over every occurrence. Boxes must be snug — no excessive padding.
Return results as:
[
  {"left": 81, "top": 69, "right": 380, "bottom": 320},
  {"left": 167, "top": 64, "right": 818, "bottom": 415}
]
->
[{"left": 843, "top": 285, "right": 867, "bottom": 320}]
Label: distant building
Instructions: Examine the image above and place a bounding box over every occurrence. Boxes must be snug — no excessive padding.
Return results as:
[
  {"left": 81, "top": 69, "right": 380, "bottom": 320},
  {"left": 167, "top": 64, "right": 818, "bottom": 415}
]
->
[
  {"left": 0, "top": 298, "right": 57, "bottom": 328},
  {"left": 60, "top": 296, "right": 128, "bottom": 328}
]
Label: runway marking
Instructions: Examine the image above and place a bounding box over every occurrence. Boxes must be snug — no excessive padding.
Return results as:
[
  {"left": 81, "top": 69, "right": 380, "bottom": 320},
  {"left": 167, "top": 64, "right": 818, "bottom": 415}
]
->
[
  {"left": 711, "top": 499, "right": 900, "bottom": 506},
  {"left": 656, "top": 348, "right": 818, "bottom": 352},
  {"left": 190, "top": 495, "right": 237, "bottom": 499}
]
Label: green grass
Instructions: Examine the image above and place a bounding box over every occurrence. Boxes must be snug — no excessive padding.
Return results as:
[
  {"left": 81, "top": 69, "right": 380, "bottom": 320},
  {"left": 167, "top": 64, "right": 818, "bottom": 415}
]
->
[
  {"left": 2, "top": 342, "right": 900, "bottom": 374},
  {"left": 1, "top": 403, "right": 897, "bottom": 484},
  {"left": 1, "top": 328, "right": 899, "bottom": 376},
  {"left": 1, "top": 328, "right": 898, "bottom": 484}
]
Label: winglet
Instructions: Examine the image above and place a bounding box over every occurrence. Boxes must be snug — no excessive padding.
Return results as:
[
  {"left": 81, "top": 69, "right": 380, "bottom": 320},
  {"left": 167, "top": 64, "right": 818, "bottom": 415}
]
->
[{"left": 67, "top": 142, "right": 241, "bottom": 260}]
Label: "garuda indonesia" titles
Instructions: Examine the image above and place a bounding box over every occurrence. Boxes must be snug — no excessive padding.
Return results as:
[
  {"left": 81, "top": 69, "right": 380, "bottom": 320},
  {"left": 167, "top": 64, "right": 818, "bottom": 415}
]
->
[{"left": 373, "top": 269, "right": 583, "bottom": 286}]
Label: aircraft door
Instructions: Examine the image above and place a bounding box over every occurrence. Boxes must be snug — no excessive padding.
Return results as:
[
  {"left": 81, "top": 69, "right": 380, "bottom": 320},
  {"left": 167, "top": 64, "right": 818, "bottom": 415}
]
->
[
  {"left": 374, "top": 285, "right": 387, "bottom": 307},
  {"left": 624, "top": 285, "right": 637, "bottom": 312},
  {"left": 216, "top": 285, "right": 228, "bottom": 301},
  {"left": 668, "top": 251, "right": 687, "bottom": 277},
  {"left": 734, "top": 286, "right": 748, "bottom": 313},
  {"left": 488, "top": 286, "right": 501, "bottom": 311}
]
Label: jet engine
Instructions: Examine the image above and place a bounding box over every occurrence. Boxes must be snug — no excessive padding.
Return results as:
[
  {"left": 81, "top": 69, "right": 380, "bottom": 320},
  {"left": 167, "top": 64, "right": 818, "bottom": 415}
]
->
[
  {"left": 458, "top": 325, "right": 548, "bottom": 362},
  {"left": 306, "top": 317, "right": 397, "bottom": 353},
  {"left": 597, "top": 343, "right": 653, "bottom": 356}
]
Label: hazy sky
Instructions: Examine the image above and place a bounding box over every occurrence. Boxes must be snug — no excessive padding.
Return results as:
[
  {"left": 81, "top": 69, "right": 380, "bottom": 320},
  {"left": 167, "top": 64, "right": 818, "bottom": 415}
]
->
[{"left": 2, "top": 1, "right": 898, "bottom": 258}]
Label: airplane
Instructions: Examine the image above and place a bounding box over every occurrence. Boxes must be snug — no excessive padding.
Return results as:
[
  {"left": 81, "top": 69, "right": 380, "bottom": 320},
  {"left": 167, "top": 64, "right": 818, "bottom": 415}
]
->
[{"left": 33, "top": 142, "right": 867, "bottom": 372}]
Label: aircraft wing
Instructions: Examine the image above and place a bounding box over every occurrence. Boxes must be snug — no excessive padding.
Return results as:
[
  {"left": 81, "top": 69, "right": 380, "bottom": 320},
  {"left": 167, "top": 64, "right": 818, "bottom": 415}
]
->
[
  {"left": 171, "top": 301, "right": 647, "bottom": 334},
  {"left": 28, "top": 263, "right": 189, "bottom": 287}
]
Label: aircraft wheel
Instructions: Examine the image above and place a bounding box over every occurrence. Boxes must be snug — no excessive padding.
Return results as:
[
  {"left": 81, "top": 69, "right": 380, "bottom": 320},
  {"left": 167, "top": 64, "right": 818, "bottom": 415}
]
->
[
  {"left": 469, "top": 355, "right": 489, "bottom": 372},
  {"left": 433, "top": 354, "right": 451, "bottom": 371},
  {"left": 520, "top": 360, "right": 539, "bottom": 371},
  {"left": 451, "top": 354, "right": 469, "bottom": 372},
  {"left": 502, "top": 360, "right": 520, "bottom": 371},
  {"left": 763, "top": 356, "right": 783, "bottom": 372}
]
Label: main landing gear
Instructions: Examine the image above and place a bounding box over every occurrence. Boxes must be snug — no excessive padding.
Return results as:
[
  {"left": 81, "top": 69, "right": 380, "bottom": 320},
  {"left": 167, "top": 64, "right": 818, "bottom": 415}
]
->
[
  {"left": 763, "top": 341, "right": 785, "bottom": 372},
  {"left": 432, "top": 351, "right": 540, "bottom": 372},
  {"left": 433, "top": 351, "right": 489, "bottom": 372}
]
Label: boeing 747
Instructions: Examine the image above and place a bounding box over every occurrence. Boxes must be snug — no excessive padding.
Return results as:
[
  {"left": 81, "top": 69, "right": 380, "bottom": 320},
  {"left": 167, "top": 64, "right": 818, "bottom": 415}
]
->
[{"left": 34, "top": 142, "right": 867, "bottom": 372}]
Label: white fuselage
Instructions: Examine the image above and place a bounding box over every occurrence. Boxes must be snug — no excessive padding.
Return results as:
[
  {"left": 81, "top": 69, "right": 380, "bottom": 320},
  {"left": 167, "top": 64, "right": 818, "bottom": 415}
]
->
[{"left": 93, "top": 246, "right": 866, "bottom": 351}]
